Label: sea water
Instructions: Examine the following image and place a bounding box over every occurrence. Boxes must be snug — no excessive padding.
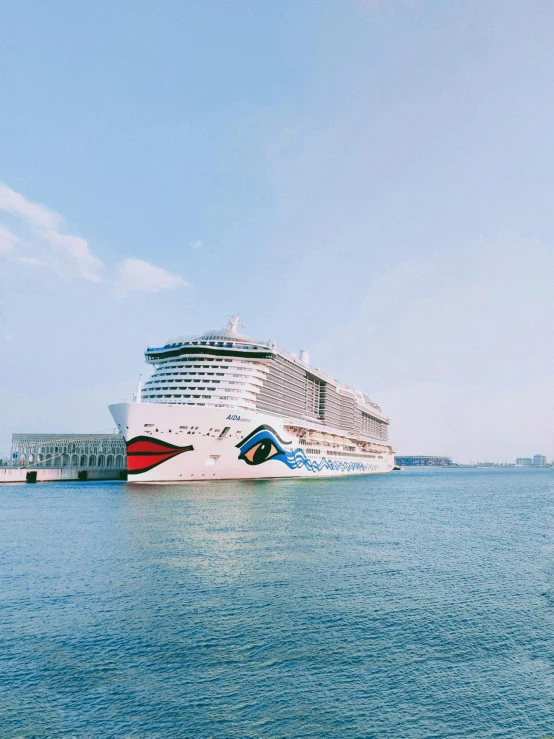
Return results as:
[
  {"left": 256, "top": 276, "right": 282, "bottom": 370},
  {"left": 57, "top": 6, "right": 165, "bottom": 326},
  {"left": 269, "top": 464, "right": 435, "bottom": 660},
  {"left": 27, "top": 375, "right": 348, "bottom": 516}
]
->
[{"left": 1, "top": 468, "right": 553, "bottom": 738}]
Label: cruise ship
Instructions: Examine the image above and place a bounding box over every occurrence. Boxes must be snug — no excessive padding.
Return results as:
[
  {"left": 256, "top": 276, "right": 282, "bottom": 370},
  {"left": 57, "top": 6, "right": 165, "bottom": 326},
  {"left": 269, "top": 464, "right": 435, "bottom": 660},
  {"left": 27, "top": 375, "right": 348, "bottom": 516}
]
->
[{"left": 109, "top": 317, "right": 394, "bottom": 482}]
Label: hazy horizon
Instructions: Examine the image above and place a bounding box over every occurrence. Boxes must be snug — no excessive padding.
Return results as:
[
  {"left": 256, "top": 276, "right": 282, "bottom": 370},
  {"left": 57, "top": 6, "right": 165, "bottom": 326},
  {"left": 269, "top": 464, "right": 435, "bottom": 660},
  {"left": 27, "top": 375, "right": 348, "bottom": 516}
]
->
[{"left": 1, "top": 1, "right": 552, "bottom": 464}]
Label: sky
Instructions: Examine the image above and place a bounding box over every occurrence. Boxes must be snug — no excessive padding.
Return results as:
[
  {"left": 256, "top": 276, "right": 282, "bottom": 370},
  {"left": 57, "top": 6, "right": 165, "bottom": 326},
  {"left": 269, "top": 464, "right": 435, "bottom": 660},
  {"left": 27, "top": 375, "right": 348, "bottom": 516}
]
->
[{"left": 0, "top": 0, "right": 552, "bottom": 463}]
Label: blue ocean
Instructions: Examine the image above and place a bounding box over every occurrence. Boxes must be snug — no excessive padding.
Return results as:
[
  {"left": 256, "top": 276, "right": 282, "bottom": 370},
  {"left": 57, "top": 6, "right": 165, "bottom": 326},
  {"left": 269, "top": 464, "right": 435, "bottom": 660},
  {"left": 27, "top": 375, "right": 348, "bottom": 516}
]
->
[{"left": 1, "top": 468, "right": 553, "bottom": 738}]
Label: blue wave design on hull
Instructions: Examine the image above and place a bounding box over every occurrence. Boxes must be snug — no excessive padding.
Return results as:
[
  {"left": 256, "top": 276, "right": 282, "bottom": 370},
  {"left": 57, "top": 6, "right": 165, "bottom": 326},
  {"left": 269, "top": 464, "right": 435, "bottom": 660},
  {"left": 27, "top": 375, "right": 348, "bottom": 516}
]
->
[{"left": 284, "top": 449, "right": 377, "bottom": 473}]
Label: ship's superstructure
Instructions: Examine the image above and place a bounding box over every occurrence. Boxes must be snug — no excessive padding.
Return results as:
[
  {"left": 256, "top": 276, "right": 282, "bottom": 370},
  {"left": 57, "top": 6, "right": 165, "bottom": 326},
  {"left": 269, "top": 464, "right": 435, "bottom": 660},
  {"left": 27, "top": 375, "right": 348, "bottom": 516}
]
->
[{"left": 109, "top": 317, "right": 394, "bottom": 481}]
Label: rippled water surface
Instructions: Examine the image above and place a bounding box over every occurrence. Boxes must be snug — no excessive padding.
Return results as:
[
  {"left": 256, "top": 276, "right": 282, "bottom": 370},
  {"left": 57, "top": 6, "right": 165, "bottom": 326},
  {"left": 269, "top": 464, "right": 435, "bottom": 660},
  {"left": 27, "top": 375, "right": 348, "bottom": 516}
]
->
[{"left": 2, "top": 468, "right": 554, "bottom": 738}]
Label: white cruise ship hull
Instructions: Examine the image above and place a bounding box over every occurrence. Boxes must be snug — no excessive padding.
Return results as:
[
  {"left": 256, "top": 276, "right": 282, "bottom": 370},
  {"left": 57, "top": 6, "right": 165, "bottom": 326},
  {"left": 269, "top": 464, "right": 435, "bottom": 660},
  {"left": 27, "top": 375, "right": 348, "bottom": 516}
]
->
[{"left": 109, "top": 403, "right": 394, "bottom": 483}]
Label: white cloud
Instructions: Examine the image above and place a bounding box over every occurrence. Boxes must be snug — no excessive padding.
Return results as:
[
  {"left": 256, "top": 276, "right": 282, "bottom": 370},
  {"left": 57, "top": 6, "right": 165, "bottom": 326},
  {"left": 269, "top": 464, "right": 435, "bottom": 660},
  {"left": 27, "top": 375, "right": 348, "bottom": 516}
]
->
[
  {"left": 0, "top": 182, "right": 104, "bottom": 281},
  {"left": 114, "top": 258, "right": 187, "bottom": 296},
  {"left": 189, "top": 239, "right": 203, "bottom": 249},
  {"left": 0, "top": 225, "right": 18, "bottom": 255},
  {"left": 0, "top": 183, "right": 187, "bottom": 294},
  {"left": 15, "top": 256, "right": 50, "bottom": 267},
  {"left": 39, "top": 228, "right": 104, "bottom": 282},
  {"left": 0, "top": 183, "right": 62, "bottom": 231}
]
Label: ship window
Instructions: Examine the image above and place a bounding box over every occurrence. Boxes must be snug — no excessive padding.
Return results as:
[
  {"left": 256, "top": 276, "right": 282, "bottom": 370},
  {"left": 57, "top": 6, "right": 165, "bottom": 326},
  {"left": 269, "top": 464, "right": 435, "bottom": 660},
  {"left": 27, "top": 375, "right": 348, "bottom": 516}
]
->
[{"left": 219, "top": 427, "right": 230, "bottom": 438}]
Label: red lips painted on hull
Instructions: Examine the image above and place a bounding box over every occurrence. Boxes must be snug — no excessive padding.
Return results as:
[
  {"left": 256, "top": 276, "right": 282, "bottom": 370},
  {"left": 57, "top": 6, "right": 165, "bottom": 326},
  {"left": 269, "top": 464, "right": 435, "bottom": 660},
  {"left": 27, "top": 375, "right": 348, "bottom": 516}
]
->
[{"left": 126, "top": 436, "right": 194, "bottom": 474}]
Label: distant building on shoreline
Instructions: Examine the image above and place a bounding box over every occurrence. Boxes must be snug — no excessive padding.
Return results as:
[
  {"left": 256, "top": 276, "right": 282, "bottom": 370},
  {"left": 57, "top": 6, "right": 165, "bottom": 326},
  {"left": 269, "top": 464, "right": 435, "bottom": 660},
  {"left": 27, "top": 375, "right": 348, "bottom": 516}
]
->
[
  {"left": 516, "top": 455, "right": 548, "bottom": 467},
  {"left": 516, "top": 457, "right": 533, "bottom": 466},
  {"left": 10, "top": 434, "right": 126, "bottom": 469},
  {"left": 395, "top": 455, "right": 453, "bottom": 467}
]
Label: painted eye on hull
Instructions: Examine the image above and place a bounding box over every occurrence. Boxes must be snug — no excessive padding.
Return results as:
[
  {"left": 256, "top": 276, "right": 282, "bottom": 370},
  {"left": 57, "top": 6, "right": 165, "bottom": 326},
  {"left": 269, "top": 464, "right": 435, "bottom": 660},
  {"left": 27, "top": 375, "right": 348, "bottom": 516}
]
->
[
  {"left": 241, "top": 439, "right": 282, "bottom": 465},
  {"left": 236, "top": 425, "right": 290, "bottom": 466}
]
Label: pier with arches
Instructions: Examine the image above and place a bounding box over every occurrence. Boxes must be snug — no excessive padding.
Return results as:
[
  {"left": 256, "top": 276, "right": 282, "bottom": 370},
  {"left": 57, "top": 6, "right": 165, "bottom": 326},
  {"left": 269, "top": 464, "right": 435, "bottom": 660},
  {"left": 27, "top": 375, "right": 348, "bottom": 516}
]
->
[{"left": 10, "top": 434, "right": 126, "bottom": 471}]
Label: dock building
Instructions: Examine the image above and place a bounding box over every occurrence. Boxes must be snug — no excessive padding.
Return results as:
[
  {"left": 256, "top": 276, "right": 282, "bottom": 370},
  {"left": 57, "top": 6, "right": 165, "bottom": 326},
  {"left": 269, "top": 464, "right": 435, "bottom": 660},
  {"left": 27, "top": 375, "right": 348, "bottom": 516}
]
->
[{"left": 10, "top": 434, "right": 126, "bottom": 468}]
